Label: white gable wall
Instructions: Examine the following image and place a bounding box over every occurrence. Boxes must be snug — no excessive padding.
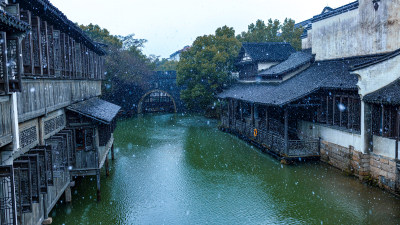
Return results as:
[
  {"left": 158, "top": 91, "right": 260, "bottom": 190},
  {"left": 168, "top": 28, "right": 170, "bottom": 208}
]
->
[
  {"left": 311, "top": 0, "right": 400, "bottom": 60},
  {"left": 257, "top": 62, "right": 279, "bottom": 71}
]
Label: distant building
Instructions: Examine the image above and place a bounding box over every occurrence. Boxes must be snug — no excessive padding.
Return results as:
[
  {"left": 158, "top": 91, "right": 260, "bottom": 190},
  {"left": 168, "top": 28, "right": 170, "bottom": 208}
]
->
[
  {"left": 169, "top": 45, "right": 190, "bottom": 61},
  {"left": 235, "top": 42, "right": 296, "bottom": 80}
]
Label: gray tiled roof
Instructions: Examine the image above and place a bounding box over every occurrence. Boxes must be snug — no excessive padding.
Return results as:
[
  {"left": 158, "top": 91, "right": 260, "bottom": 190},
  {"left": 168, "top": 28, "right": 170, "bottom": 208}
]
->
[
  {"left": 237, "top": 42, "right": 296, "bottom": 64},
  {"left": 312, "top": 1, "right": 359, "bottom": 23},
  {"left": 0, "top": 10, "right": 30, "bottom": 33},
  {"left": 67, "top": 98, "right": 121, "bottom": 124},
  {"left": 363, "top": 79, "right": 400, "bottom": 105},
  {"left": 258, "top": 52, "right": 314, "bottom": 79},
  {"left": 219, "top": 56, "right": 381, "bottom": 106}
]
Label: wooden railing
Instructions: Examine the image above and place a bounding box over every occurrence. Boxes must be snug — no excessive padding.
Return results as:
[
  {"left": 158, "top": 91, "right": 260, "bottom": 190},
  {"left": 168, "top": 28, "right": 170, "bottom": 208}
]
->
[
  {"left": 221, "top": 115, "right": 320, "bottom": 157},
  {"left": 17, "top": 79, "right": 101, "bottom": 123}
]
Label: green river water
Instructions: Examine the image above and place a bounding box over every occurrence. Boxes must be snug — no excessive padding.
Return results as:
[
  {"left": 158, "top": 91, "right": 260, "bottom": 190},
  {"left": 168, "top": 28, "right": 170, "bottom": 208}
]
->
[{"left": 52, "top": 114, "right": 400, "bottom": 225}]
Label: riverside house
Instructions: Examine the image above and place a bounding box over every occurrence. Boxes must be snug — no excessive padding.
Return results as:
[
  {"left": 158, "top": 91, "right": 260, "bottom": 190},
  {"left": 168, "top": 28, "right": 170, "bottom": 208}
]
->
[
  {"left": 219, "top": 0, "right": 400, "bottom": 194},
  {"left": 0, "top": 0, "right": 120, "bottom": 224}
]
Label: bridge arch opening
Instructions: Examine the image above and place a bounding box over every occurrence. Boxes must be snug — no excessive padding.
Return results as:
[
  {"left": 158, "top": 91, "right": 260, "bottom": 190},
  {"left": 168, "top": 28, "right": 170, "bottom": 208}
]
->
[{"left": 137, "top": 89, "right": 177, "bottom": 114}]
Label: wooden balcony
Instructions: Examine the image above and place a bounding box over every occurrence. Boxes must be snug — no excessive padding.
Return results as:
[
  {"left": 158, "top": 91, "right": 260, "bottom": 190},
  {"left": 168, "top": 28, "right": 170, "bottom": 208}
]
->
[
  {"left": 221, "top": 115, "right": 320, "bottom": 158},
  {"left": 17, "top": 78, "right": 101, "bottom": 123}
]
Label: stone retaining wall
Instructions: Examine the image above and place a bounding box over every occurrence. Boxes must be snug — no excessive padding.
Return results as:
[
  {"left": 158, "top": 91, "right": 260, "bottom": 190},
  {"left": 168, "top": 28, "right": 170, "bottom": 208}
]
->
[{"left": 320, "top": 140, "right": 399, "bottom": 193}]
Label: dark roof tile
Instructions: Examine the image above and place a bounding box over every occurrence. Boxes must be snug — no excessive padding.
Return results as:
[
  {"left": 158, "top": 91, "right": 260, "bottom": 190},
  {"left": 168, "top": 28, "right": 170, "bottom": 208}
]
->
[
  {"left": 220, "top": 55, "right": 381, "bottom": 106},
  {"left": 237, "top": 42, "right": 296, "bottom": 63},
  {"left": 67, "top": 98, "right": 121, "bottom": 124},
  {"left": 363, "top": 79, "right": 400, "bottom": 105},
  {"left": 258, "top": 52, "right": 314, "bottom": 79}
]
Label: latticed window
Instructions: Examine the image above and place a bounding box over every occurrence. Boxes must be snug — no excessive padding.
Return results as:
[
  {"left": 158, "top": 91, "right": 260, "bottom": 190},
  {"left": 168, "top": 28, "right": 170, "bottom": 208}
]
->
[
  {"left": 17, "top": 155, "right": 40, "bottom": 203},
  {"left": 6, "top": 39, "right": 17, "bottom": 80},
  {"left": 31, "top": 18, "right": 40, "bottom": 70},
  {"left": 13, "top": 161, "right": 32, "bottom": 215},
  {"left": 317, "top": 94, "right": 361, "bottom": 132},
  {"left": 0, "top": 33, "right": 5, "bottom": 94},
  {"left": 0, "top": 165, "right": 17, "bottom": 225},
  {"left": 47, "top": 27, "right": 54, "bottom": 75},
  {"left": 46, "top": 137, "right": 67, "bottom": 178},
  {"left": 75, "top": 43, "right": 82, "bottom": 77},
  {"left": 371, "top": 104, "right": 399, "bottom": 138},
  {"left": 40, "top": 23, "right": 48, "bottom": 74},
  {"left": 29, "top": 147, "right": 49, "bottom": 193},
  {"left": 44, "top": 146, "right": 54, "bottom": 186},
  {"left": 59, "top": 129, "right": 75, "bottom": 167},
  {"left": 20, "top": 10, "right": 32, "bottom": 74},
  {"left": 53, "top": 30, "right": 61, "bottom": 76}
]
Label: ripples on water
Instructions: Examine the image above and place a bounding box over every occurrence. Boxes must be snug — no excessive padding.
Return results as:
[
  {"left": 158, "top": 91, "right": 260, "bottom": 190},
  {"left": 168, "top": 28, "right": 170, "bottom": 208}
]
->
[{"left": 53, "top": 114, "right": 400, "bottom": 224}]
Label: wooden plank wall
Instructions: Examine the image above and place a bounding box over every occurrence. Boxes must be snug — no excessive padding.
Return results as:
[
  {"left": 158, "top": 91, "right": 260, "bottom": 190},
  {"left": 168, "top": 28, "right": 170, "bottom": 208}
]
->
[{"left": 17, "top": 79, "right": 101, "bottom": 123}]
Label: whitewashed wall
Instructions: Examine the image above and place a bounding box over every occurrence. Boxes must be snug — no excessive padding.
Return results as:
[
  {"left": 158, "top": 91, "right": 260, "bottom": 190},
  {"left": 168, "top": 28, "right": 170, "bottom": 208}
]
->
[
  {"left": 355, "top": 53, "right": 400, "bottom": 97},
  {"left": 372, "top": 135, "right": 398, "bottom": 159},
  {"left": 298, "top": 120, "right": 362, "bottom": 152},
  {"left": 258, "top": 62, "right": 278, "bottom": 71},
  {"left": 310, "top": 0, "right": 400, "bottom": 60}
]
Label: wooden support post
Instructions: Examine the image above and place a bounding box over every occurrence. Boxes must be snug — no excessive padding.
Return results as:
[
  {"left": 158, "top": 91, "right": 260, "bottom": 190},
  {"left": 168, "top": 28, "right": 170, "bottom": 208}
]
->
[
  {"left": 96, "top": 169, "right": 101, "bottom": 201},
  {"left": 65, "top": 185, "right": 72, "bottom": 203},
  {"left": 326, "top": 96, "right": 329, "bottom": 125},
  {"left": 240, "top": 101, "right": 243, "bottom": 121},
  {"left": 251, "top": 103, "right": 255, "bottom": 126},
  {"left": 105, "top": 153, "right": 110, "bottom": 177},
  {"left": 266, "top": 107, "right": 269, "bottom": 132},
  {"left": 284, "top": 108, "right": 289, "bottom": 156},
  {"left": 111, "top": 144, "right": 115, "bottom": 160},
  {"left": 227, "top": 99, "right": 231, "bottom": 128},
  {"left": 396, "top": 107, "right": 399, "bottom": 160},
  {"left": 339, "top": 96, "right": 343, "bottom": 127}
]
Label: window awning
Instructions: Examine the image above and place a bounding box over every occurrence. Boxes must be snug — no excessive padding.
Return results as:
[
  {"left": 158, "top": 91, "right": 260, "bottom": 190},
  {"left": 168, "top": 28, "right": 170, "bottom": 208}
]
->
[{"left": 67, "top": 98, "right": 121, "bottom": 124}]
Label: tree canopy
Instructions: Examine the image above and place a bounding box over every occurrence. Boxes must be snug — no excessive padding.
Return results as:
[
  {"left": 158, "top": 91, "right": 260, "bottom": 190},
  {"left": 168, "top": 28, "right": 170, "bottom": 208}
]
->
[
  {"left": 236, "top": 18, "right": 303, "bottom": 50},
  {"left": 154, "top": 58, "right": 179, "bottom": 71},
  {"left": 80, "top": 23, "right": 154, "bottom": 110},
  {"left": 177, "top": 26, "right": 241, "bottom": 111}
]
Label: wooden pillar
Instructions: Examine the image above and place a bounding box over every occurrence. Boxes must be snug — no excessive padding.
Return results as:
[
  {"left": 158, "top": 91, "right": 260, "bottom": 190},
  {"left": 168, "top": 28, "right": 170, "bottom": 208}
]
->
[
  {"left": 111, "top": 144, "right": 115, "bottom": 160},
  {"left": 251, "top": 103, "right": 255, "bottom": 126},
  {"left": 266, "top": 107, "right": 269, "bottom": 131},
  {"left": 96, "top": 169, "right": 101, "bottom": 201},
  {"left": 339, "top": 96, "right": 343, "bottom": 127},
  {"left": 396, "top": 107, "right": 399, "bottom": 160},
  {"left": 65, "top": 185, "right": 72, "bottom": 203},
  {"left": 240, "top": 101, "right": 243, "bottom": 121},
  {"left": 326, "top": 96, "right": 329, "bottom": 125},
  {"left": 284, "top": 108, "right": 289, "bottom": 155},
  {"left": 105, "top": 153, "right": 110, "bottom": 177},
  {"left": 227, "top": 99, "right": 231, "bottom": 127}
]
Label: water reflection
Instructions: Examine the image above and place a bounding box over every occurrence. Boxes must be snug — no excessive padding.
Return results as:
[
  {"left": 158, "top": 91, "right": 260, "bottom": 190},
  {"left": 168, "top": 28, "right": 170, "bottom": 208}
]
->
[{"left": 52, "top": 114, "right": 400, "bottom": 224}]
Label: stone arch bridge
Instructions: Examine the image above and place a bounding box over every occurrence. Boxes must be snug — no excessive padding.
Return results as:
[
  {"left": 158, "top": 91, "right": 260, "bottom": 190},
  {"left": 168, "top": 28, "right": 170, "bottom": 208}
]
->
[{"left": 137, "top": 71, "right": 185, "bottom": 114}]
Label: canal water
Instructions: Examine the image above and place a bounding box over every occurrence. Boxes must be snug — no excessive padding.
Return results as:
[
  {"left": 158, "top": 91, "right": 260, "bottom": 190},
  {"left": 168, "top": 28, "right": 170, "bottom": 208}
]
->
[{"left": 53, "top": 114, "right": 400, "bottom": 224}]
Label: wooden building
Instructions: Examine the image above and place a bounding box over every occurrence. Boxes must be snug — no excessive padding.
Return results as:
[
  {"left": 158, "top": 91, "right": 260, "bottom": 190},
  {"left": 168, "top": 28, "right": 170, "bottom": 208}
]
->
[
  {"left": 219, "top": 0, "right": 400, "bottom": 194},
  {"left": 0, "top": 0, "right": 120, "bottom": 224},
  {"left": 235, "top": 42, "right": 295, "bottom": 80}
]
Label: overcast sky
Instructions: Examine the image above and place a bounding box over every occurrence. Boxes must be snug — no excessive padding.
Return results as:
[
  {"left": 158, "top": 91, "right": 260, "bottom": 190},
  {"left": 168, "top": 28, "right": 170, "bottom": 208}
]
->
[{"left": 51, "top": 0, "right": 354, "bottom": 58}]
